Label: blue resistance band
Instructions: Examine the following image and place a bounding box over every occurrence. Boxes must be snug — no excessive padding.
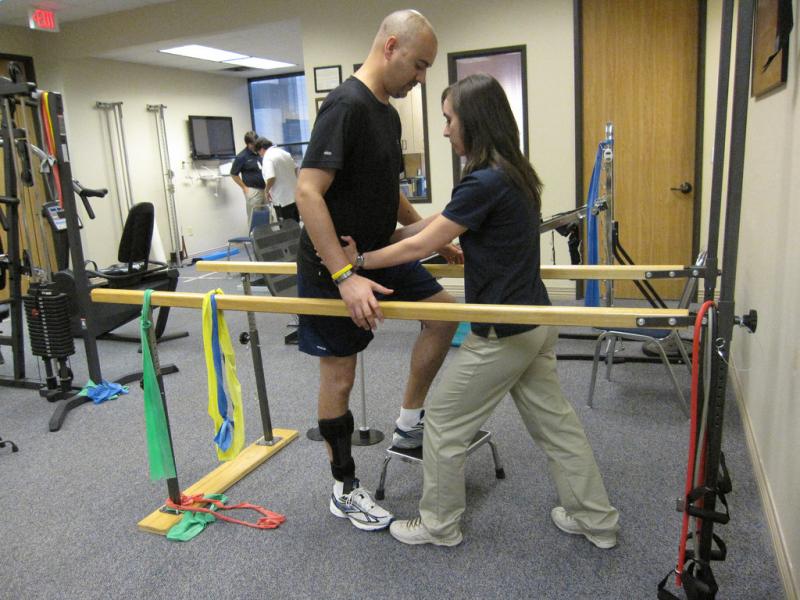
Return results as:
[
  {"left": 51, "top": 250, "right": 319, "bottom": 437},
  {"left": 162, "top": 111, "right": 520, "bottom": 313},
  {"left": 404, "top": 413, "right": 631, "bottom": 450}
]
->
[
  {"left": 585, "top": 141, "right": 609, "bottom": 307},
  {"left": 210, "top": 294, "right": 234, "bottom": 451}
]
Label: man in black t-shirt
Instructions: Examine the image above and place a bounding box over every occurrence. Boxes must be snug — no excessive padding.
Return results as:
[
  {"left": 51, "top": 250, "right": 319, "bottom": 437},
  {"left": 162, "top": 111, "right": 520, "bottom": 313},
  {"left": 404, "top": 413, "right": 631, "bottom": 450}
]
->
[
  {"left": 230, "top": 130, "right": 267, "bottom": 223},
  {"left": 296, "top": 9, "right": 462, "bottom": 531}
]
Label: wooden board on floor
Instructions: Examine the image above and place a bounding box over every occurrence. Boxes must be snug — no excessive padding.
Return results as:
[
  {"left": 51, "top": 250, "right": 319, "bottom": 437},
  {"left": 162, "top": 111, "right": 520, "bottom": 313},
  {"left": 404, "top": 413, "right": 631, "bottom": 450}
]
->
[{"left": 138, "top": 428, "right": 298, "bottom": 535}]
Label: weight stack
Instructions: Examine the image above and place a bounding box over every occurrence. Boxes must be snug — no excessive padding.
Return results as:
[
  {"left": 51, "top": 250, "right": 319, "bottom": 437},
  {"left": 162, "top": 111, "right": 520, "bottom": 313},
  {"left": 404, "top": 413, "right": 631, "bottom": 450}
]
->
[{"left": 24, "top": 282, "right": 75, "bottom": 360}]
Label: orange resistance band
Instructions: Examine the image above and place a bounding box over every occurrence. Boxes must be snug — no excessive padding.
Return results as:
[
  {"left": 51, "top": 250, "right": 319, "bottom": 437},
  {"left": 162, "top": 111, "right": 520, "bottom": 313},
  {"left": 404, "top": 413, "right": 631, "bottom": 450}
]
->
[{"left": 41, "top": 93, "right": 64, "bottom": 208}]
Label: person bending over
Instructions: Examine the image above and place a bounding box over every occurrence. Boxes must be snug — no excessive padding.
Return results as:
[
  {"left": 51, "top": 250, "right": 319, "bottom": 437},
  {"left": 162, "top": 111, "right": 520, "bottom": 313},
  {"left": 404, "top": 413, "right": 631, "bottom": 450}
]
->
[
  {"left": 295, "top": 9, "right": 462, "bottom": 532},
  {"left": 255, "top": 137, "right": 300, "bottom": 223},
  {"left": 340, "top": 74, "right": 620, "bottom": 547}
]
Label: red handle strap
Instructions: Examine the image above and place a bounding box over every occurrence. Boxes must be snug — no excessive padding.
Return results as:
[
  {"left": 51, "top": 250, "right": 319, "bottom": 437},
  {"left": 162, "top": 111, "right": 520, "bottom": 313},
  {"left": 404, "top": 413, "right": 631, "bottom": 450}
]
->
[{"left": 165, "top": 493, "right": 286, "bottom": 530}]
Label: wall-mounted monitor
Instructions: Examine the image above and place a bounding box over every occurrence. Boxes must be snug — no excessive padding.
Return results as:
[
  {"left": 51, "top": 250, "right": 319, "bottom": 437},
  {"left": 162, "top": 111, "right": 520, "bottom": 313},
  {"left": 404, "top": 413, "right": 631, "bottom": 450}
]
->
[{"left": 188, "top": 115, "right": 236, "bottom": 160}]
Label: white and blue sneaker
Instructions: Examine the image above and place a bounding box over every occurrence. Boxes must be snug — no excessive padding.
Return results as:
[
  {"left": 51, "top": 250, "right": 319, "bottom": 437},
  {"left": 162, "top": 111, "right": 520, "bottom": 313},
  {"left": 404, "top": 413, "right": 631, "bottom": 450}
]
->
[
  {"left": 329, "top": 480, "right": 393, "bottom": 531},
  {"left": 391, "top": 413, "right": 425, "bottom": 449}
]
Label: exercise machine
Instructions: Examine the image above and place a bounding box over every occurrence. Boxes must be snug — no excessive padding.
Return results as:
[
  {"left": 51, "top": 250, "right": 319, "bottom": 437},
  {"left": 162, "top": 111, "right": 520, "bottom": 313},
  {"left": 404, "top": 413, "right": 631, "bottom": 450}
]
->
[
  {"left": 1, "top": 70, "right": 180, "bottom": 431},
  {"left": 49, "top": 184, "right": 186, "bottom": 344}
]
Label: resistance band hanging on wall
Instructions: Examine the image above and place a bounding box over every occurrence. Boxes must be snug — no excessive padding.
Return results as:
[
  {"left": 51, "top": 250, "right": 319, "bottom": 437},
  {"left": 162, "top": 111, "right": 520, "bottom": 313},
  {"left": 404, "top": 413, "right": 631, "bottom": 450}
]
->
[{"left": 202, "top": 289, "right": 245, "bottom": 461}]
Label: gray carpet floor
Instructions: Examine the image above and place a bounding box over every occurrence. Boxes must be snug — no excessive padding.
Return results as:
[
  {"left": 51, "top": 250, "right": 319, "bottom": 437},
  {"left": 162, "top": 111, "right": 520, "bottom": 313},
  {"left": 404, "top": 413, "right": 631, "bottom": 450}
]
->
[{"left": 0, "top": 266, "right": 782, "bottom": 599}]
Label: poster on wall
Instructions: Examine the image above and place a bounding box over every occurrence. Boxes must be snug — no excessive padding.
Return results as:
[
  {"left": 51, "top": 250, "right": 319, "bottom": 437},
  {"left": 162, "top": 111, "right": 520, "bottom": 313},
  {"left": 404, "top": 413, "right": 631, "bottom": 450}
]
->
[{"left": 751, "top": 0, "right": 793, "bottom": 97}]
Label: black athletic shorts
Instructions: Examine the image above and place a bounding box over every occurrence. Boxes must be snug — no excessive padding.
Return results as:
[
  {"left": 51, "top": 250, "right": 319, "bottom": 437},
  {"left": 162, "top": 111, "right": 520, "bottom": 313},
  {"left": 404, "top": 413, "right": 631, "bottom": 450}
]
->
[{"left": 297, "top": 261, "right": 443, "bottom": 357}]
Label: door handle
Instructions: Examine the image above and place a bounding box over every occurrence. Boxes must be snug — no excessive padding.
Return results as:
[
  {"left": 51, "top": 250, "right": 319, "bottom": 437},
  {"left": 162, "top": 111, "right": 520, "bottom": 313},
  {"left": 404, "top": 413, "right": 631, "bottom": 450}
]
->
[{"left": 670, "top": 182, "right": 692, "bottom": 194}]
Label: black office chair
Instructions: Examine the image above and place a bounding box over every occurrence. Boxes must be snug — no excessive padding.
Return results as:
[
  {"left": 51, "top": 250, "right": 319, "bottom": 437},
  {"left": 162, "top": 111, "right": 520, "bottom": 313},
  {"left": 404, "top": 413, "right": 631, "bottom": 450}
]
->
[
  {"left": 52, "top": 202, "right": 184, "bottom": 341},
  {"left": 85, "top": 202, "right": 168, "bottom": 284}
]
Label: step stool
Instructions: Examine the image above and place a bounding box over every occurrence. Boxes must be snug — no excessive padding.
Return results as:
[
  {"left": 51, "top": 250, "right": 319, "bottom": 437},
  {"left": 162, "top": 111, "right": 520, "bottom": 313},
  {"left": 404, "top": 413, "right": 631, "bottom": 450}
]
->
[{"left": 375, "top": 429, "right": 505, "bottom": 500}]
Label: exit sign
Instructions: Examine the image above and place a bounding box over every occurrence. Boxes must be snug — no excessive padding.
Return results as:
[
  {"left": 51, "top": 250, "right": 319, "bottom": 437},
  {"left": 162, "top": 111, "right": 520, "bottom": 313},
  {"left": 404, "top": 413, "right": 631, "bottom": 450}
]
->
[{"left": 28, "top": 8, "right": 60, "bottom": 32}]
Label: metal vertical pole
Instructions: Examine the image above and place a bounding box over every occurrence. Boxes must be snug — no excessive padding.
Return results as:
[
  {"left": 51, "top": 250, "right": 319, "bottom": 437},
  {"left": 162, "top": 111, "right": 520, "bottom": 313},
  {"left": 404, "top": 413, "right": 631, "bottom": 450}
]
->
[
  {"left": 241, "top": 273, "right": 280, "bottom": 445},
  {"left": 144, "top": 303, "right": 181, "bottom": 505},
  {"left": 147, "top": 104, "right": 182, "bottom": 266},
  {"left": 603, "top": 122, "right": 615, "bottom": 307},
  {"left": 94, "top": 101, "right": 130, "bottom": 231},
  {"left": 0, "top": 100, "right": 25, "bottom": 380},
  {"left": 697, "top": 0, "right": 754, "bottom": 573},
  {"left": 114, "top": 103, "right": 135, "bottom": 211},
  {"left": 351, "top": 352, "right": 384, "bottom": 446},
  {"left": 48, "top": 92, "right": 103, "bottom": 382},
  {"left": 703, "top": 1, "right": 734, "bottom": 302}
]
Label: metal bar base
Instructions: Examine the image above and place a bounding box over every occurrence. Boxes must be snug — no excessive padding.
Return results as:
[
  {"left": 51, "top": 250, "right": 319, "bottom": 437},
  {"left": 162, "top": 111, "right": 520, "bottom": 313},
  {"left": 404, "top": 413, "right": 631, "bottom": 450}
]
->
[{"left": 48, "top": 364, "right": 179, "bottom": 432}]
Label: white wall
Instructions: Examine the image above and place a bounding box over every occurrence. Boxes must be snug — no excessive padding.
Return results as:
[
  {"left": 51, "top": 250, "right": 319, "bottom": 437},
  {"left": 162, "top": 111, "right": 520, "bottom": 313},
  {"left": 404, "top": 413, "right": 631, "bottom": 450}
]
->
[
  {"left": 703, "top": 1, "right": 799, "bottom": 597},
  {"left": 40, "top": 58, "right": 252, "bottom": 262},
  {"left": 733, "top": 1, "right": 800, "bottom": 595}
]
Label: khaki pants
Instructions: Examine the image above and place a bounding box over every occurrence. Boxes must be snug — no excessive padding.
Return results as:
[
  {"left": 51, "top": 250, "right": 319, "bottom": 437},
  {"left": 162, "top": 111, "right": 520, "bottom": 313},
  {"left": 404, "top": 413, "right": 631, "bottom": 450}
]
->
[
  {"left": 244, "top": 188, "right": 268, "bottom": 223},
  {"left": 419, "top": 325, "right": 619, "bottom": 538}
]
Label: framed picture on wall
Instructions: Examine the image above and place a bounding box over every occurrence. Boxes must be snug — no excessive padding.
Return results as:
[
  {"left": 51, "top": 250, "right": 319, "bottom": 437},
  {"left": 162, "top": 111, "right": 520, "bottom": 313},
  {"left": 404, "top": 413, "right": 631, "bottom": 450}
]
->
[
  {"left": 314, "top": 65, "right": 342, "bottom": 93},
  {"left": 315, "top": 97, "right": 326, "bottom": 114},
  {"left": 751, "top": 0, "right": 792, "bottom": 97}
]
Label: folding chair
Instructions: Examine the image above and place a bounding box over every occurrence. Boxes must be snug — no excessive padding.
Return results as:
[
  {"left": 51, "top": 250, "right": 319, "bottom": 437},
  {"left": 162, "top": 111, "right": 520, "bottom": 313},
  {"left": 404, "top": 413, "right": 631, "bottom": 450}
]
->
[
  {"left": 227, "top": 207, "right": 270, "bottom": 261},
  {"left": 587, "top": 251, "right": 707, "bottom": 417},
  {"left": 251, "top": 219, "right": 301, "bottom": 343}
]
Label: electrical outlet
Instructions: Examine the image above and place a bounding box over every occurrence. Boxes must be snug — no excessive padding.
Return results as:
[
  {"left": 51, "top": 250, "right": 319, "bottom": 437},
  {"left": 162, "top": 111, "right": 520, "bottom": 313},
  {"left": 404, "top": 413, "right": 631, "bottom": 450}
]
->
[{"left": 186, "top": 226, "right": 194, "bottom": 236}]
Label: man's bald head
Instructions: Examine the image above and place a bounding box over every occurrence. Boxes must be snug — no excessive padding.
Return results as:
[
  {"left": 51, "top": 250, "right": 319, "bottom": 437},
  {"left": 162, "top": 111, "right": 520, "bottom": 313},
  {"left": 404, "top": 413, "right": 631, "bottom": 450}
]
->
[
  {"left": 358, "top": 9, "right": 437, "bottom": 101},
  {"left": 370, "top": 9, "right": 436, "bottom": 53}
]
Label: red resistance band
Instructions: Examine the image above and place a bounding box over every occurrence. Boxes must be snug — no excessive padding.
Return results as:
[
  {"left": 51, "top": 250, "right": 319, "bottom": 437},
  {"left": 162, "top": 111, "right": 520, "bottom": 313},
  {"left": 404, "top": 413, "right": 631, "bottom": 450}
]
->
[
  {"left": 165, "top": 493, "right": 286, "bottom": 529},
  {"left": 675, "top": 299, "right": 716, "bottom": 586}
]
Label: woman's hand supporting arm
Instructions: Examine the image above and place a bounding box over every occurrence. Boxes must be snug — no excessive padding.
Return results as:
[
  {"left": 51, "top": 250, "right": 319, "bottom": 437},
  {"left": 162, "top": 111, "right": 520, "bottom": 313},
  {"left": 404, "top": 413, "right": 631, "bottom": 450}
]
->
[{"left": 343, "top": 215, "right": 466, "bottom": 271}]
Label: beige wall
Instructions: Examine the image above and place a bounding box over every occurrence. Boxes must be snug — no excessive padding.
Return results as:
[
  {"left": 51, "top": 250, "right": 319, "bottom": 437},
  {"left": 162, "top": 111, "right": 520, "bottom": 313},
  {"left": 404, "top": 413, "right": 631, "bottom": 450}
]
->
[
  {"left": 733, "top": 2, "right": 800, "bottom": 596},
  {"left": 0, "top": 24, "right": 37, "bottom": 57},
  {"left": 3, "top": 0, "right": 578, "bottom": 272},
  {"left": 40, "top": 58, "right": 252, "bottom": 260},
  {"left": 704, "top": 1, "right": 799, "bottom": 597}
]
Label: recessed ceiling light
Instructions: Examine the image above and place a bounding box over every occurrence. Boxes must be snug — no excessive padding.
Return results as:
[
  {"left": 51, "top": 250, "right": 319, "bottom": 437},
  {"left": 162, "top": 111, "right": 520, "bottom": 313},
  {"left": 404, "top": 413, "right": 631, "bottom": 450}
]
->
[
  {"left": 223, "top": 57, "right": 295, "bottom": 70},
  {"left": 159, "top": 44, "right": 248, "bottom": 62}
]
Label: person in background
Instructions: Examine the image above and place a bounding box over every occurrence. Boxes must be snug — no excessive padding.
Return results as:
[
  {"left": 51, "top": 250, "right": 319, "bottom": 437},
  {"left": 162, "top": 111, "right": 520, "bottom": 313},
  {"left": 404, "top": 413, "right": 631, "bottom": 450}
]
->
[
  {"left": 230, "top": 130, "right": 267, "bottom": 222},
  {"left": 294, "top": 9, "right": 462, "bottom": 532},
  {"left": 340, "top": 73, "right": 620, "bottom": 548},
  {"left": 255, "top": 137, "right": 300, "bottom": 222}
]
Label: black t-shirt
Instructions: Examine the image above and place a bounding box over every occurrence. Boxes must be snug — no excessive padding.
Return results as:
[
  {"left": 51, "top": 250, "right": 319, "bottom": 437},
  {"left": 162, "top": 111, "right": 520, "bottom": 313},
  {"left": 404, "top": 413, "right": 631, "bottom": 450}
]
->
[
  {"left": 298, "top": 77, "right": 403, "bottom": 276},
  {"left": 230, "top": 147, "right": 265, "bottom": 189},
  {"left": 442, "top": 167, "right": 551, "bottom": 338}
]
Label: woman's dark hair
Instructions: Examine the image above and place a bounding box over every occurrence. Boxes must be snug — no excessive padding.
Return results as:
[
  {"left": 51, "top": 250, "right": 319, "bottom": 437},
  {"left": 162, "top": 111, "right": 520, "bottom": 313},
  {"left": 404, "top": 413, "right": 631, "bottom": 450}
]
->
[{"left": 442, "top": 74, "right": 542, "bottom": 210}]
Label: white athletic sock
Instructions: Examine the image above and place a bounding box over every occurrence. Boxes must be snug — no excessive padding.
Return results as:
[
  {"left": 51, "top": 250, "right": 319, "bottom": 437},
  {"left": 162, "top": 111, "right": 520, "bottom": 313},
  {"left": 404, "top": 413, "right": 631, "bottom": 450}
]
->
[
  {"left": 333, "top": 480, "right": 344, "bottom": 498},
  {"left": 396, "top": 408, "right": 423, "bottom": 431}
]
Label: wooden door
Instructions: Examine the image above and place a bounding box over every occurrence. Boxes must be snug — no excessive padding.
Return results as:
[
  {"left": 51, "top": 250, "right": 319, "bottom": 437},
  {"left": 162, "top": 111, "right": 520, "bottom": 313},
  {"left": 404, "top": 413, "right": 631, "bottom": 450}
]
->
[{"left": 581, "top": 0, "right": 699, "bottom": 299}]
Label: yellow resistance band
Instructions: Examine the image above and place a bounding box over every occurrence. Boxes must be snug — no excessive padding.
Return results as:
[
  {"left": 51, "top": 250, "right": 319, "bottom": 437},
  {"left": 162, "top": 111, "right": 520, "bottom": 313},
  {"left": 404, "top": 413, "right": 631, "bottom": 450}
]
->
[{"left": 202, "top": 289, "right": 245, "bottom": 461}]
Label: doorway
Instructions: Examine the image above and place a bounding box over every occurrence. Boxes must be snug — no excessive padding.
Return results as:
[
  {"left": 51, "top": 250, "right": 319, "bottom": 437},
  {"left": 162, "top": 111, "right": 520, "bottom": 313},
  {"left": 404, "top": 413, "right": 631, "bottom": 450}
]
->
[{"left": 576, "top": 0, "right": 705, "bottom": 299}]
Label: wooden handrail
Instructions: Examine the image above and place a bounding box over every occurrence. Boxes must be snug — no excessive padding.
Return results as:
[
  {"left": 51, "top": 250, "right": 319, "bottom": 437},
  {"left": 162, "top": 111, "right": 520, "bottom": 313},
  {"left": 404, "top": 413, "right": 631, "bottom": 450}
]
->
[
  {"left": 91, "top": 288, "right": 690, "bottom": 329},
  {"left": 195, "top": 260, "right": 689, "bottom": 280}
]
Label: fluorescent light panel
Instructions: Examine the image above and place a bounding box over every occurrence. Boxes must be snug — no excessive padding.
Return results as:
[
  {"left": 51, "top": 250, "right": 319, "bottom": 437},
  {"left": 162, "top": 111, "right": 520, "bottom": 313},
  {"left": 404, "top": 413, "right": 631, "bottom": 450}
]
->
[
  {"left": 158, "top": 44, "right": 293, "bottom": 71},
  {"left": 159, "top": 44, "right": 247, "bottom": 62},
  {"left": 223, "top": 57, "right": 294, "bottom": 70}
]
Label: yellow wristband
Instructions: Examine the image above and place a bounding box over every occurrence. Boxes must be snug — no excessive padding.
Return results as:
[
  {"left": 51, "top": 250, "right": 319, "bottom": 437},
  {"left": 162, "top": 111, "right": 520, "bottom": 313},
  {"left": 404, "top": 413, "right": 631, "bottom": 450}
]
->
[{"left": 331, "top": 264, "right": 354, "bottom": 281}]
